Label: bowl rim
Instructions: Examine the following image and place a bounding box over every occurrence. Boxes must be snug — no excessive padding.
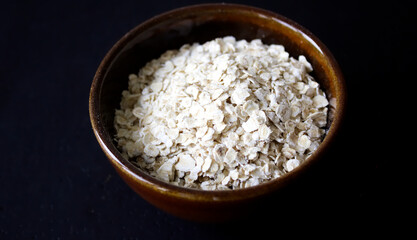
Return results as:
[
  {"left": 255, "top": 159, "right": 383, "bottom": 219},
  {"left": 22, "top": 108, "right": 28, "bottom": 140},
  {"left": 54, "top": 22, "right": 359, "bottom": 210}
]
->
[{"left": 89, "top": 3, "right": 346, "bottom": 202}]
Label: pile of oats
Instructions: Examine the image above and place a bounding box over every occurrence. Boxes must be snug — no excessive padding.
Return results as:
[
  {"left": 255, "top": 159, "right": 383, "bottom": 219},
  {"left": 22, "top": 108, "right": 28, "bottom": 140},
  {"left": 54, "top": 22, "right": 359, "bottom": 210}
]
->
[{"left": 114, "top": 36, "right": 329, "bottom": 190}]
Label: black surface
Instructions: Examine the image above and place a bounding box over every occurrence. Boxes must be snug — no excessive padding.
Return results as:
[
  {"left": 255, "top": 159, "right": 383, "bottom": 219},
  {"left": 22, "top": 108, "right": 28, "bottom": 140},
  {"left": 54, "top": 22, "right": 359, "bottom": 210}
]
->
[{"left": 0, "top": 0, "right": 412, "bottom": 238}]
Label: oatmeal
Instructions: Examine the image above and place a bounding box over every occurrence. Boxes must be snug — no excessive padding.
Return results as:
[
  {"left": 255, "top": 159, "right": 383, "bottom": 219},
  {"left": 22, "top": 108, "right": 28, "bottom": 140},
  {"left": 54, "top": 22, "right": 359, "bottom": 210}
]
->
[{"left": 114, "top": 36, "right": 329, "bottom": 190}]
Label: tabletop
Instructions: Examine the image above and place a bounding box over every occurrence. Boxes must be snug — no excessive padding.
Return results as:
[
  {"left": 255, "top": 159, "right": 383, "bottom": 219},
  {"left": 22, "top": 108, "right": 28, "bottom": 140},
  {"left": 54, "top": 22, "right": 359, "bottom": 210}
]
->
[{"left": 0, "top": 0, "right": 412, "bottom": 238}]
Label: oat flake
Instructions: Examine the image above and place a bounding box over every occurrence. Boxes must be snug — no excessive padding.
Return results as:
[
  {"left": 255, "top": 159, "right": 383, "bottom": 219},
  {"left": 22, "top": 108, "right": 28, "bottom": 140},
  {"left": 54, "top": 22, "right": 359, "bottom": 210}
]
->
[{"left": 115, "top": 36, "right": 330, "bottom": 190}]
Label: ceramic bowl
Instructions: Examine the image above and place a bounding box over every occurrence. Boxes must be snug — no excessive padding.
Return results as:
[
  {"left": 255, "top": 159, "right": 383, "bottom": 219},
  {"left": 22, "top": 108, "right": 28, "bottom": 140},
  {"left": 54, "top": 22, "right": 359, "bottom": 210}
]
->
[{"left": 89, "top": 3, "right": 346, "bottom": 221}]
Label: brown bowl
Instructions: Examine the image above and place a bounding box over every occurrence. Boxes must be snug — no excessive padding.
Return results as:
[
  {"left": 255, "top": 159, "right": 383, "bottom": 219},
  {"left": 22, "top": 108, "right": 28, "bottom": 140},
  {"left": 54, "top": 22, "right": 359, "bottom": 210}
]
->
[{"left": 89, "top": 3, "right": 346, "bottom": 221}]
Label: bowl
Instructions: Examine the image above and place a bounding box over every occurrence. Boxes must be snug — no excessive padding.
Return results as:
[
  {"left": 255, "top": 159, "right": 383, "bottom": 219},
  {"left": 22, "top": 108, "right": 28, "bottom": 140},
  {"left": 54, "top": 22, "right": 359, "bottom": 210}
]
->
[{"left": 89, "top": 3, "right": 346, "bottom": 221}]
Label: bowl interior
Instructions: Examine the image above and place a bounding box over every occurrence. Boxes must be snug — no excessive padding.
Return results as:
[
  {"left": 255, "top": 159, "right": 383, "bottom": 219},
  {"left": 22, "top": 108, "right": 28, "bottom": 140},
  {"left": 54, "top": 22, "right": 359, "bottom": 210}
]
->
[{"left": 92, "top": 4, "right": 345, "bottom": 194}]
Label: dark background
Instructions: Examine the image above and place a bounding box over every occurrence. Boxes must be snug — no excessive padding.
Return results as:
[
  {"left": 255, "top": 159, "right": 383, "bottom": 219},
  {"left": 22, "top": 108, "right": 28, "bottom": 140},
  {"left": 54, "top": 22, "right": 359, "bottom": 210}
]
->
[{"left": 0, "top": 0, "right": 412, "bottom": 238}]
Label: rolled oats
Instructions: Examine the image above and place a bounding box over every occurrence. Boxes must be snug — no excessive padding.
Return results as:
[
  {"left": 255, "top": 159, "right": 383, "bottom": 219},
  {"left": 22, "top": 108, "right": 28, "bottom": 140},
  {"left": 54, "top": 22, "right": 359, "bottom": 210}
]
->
[{"left": 115, "top": 36, "right": 330, "bottom": 190}]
